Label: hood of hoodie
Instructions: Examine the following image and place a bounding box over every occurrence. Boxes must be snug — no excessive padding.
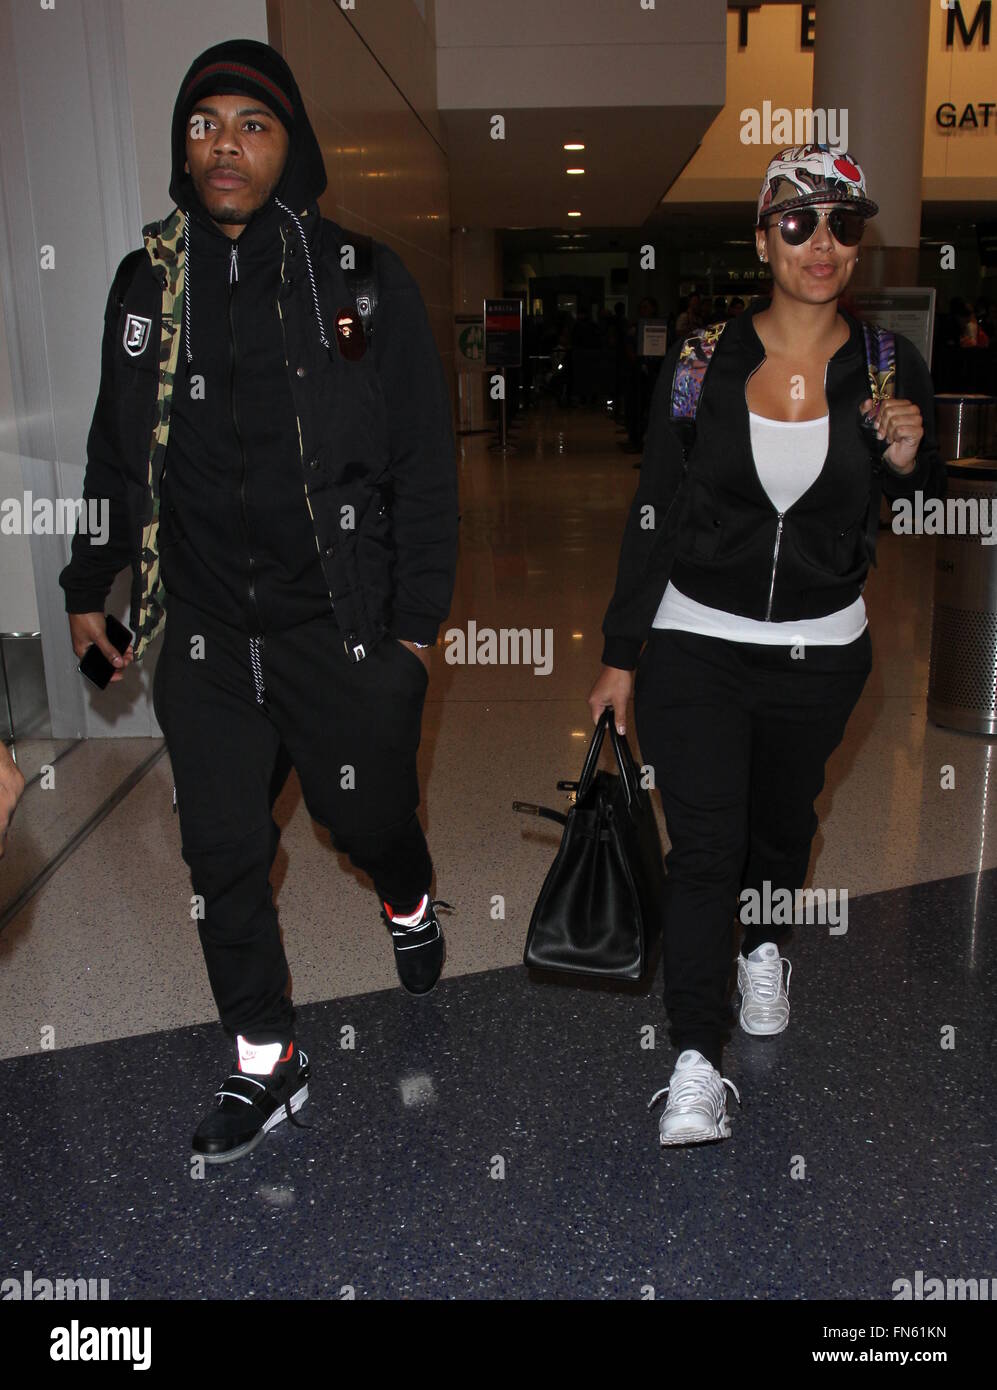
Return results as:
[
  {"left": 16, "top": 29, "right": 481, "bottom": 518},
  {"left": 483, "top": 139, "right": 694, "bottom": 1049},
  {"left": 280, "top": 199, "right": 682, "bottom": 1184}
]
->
[
  {"left": 161, "top": 39, "right": 332, "bottom": 372},
  {"left": 168, "top": 38, "right": 327, "bottom": 220}
]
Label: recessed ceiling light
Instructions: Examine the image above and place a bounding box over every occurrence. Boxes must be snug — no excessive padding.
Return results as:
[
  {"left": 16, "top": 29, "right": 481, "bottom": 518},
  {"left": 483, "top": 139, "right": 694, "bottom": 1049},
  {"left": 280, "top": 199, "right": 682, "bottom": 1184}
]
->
[
  {"left": 566, "top": 168, "right": 585, "bottom": 175},
  {"left": 564, "top": 142, "right": 585, "bottom": 151},
  {"left": 567, "top": 211, "right": 581, "bottom": 217}
]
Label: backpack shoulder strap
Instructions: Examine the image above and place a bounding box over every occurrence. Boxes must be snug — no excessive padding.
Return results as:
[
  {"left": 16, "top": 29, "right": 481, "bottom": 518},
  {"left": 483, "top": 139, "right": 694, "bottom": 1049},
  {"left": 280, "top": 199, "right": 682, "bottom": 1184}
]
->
[
  {"left": 859, "top": 320, "right": 898, "bottom": 568},
  {"left": 110, "top": 248, "right": 146, "bottom": 309},
  {"left": 861, "top": 320, "right": 896, "bottom": 410},
  {"left": 335, "top": 226, "right": 378, "bottom": 343},
  {"left": 669, "top": 321, "right": 728, "bottom": 458}
]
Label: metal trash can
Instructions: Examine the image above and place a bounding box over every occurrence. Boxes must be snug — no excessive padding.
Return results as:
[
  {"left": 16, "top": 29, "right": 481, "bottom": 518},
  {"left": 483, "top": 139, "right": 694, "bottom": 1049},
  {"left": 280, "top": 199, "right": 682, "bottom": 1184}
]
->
[
  {"left": 934, "top": 393, "right": 997, "bottom": 460},
  {"left": 928, "top": 458, "right": 997, "bottom": 735}
]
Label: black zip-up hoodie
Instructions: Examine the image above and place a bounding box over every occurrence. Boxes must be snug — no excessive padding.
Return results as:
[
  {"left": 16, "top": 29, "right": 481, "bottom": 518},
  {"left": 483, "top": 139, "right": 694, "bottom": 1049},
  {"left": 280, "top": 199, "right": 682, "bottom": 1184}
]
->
[
  {"left": 600, "top": 296, "right": 946, "bottom": 670},
  {"left": 160, "top": 198, "right": 334, "bottom": 631}
]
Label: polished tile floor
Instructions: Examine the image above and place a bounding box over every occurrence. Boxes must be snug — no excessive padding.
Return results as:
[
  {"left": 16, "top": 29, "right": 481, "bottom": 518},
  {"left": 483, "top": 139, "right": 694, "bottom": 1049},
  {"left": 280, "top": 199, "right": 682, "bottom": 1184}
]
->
[{"left": 1, "top": 400, "right": 995, "bottom": 1298}]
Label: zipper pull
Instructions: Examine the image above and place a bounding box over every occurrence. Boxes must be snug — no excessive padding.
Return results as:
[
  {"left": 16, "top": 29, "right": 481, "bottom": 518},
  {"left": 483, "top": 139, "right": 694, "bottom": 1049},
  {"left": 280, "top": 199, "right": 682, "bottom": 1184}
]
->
[
  {"left": 229, "top": 243, "right": 239, "bottom": 285},
  {"left": 172, "top": 784, "right": 177, "bottom": 814}
]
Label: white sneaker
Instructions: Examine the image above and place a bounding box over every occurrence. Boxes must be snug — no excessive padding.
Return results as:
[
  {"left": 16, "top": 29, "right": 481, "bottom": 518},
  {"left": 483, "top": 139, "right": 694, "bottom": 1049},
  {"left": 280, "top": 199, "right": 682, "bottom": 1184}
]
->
[
  {"left": 648, "top": 1049, "right": 741, "bottom": 1146},
  {"left": 737, "top": 942, "right": 792, "bottom": 1036}
]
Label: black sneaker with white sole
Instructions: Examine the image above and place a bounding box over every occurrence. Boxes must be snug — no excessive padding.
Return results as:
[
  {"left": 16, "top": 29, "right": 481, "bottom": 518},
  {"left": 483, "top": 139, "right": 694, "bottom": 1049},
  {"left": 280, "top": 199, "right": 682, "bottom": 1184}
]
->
[
  {"left": 381, "top": 895, "right": 452, "bottom": 995},
  {"left": 191, "top": 1037, "right": 310, "bottom": 1165}
]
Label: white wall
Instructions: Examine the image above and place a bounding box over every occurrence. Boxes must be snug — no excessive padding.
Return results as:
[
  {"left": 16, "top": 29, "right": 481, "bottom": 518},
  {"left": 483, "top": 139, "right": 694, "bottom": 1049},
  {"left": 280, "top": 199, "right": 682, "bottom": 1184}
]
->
[{"left": 121, "top": 0, "right": 268, "bottom": 228}]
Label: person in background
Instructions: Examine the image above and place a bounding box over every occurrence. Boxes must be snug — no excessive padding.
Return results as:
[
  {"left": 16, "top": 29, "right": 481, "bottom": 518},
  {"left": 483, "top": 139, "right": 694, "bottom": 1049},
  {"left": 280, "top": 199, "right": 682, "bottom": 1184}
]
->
[
  {"left": 675, "top": 291, "right": 703, "bottom": 337},
  {"left": 621, "top": 297, "right": 660, "bottom": 454},
  {"left": 973, "top": 296, "right": 994, "bottom": 345}
]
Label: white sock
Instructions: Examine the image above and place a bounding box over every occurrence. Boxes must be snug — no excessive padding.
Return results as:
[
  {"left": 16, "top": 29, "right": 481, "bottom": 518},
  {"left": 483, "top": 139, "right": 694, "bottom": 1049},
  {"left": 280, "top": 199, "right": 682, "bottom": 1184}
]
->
[{"left": 237, "top": 1035, "right": 285, "bottom": 1076}]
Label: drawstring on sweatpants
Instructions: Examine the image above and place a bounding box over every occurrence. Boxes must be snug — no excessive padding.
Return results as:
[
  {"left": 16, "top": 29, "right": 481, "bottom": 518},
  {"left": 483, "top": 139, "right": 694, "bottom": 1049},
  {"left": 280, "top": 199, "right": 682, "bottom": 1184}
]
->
[{"left": 249, "top": 636, "right": 266, "bottom": 706}]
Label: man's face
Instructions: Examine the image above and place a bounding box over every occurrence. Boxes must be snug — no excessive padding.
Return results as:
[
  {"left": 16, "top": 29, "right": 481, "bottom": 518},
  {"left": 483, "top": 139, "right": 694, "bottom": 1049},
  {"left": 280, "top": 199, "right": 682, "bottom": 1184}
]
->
[{"left": 184, "top": 93, "right": 289, "bottom": 233}]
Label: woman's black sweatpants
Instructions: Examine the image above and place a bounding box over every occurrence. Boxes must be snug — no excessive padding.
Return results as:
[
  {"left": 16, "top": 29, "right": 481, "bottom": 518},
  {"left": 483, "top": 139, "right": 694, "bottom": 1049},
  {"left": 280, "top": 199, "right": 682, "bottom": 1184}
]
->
[
  {"left": 153, "top": 594, "right": 433, "bottom": 1045},
  {"left": 634, "top": 625, "right": 872, "bottom": 1071}
]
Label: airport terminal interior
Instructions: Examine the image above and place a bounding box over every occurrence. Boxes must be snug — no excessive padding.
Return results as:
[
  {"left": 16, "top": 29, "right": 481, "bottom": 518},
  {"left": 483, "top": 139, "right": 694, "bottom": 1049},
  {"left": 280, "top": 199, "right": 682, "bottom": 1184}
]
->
[{"left": 1, "top": 0, "right": 995, "bottom": 1304}]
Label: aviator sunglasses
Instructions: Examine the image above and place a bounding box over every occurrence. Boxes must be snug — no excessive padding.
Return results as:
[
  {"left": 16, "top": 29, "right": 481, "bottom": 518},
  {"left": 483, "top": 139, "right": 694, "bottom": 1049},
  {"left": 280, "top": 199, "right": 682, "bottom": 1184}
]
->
[{"left": 767, "top": 206, "right": 866, "bottom": 247}]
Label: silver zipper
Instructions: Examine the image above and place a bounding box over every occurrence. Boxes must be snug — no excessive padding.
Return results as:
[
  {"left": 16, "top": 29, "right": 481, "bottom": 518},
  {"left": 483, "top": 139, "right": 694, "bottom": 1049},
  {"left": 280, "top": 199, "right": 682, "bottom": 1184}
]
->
[
  {"left": 229, "top": 242, "right": 239, "bottom": 284},
  {"left": 748, "top": 355, "right": 832, "bottom": 623},
  {"left": 765, "top": 513, "right": 784, "bottom": 620}
]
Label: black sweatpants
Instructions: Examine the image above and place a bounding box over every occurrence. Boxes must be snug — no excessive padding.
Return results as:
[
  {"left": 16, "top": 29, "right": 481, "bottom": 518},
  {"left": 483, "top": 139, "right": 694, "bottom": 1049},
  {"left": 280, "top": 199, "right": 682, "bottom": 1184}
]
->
[
  {"left": 153, "top": 594, "right": 433, "bottom": 1044},
  {"left": 634, "top": 625, "right": 872, "bottom": 1070}
]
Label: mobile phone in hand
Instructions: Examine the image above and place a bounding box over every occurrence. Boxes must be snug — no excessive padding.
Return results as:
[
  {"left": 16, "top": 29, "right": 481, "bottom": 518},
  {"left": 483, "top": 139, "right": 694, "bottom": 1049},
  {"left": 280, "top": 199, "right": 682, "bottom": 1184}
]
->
[{"left": 78, "top": 614, "right": 133, "bottom": 690}]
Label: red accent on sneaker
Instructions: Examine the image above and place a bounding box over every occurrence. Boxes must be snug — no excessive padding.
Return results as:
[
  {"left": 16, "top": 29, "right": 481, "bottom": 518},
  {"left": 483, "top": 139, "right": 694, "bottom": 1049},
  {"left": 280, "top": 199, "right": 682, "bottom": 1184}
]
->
[{"left": 383, "top": 894, "right": 429, "bottom": 924}]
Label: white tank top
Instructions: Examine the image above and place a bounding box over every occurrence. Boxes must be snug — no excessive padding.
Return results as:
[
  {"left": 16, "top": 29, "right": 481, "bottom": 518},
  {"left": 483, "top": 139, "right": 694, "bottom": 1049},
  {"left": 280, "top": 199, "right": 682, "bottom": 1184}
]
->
[{"left": 652, "top": 412, "right": 867, "bottom": 645}]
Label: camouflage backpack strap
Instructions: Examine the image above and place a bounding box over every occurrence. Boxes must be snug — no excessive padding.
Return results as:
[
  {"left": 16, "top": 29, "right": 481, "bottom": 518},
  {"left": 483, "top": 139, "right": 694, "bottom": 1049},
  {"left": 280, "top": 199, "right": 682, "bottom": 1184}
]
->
[
  {"left": 336, "top": 227, "right": 378, "bottom": 345},
  {"left": 669, "top": 321, "right": 728, "bottom": 459}
]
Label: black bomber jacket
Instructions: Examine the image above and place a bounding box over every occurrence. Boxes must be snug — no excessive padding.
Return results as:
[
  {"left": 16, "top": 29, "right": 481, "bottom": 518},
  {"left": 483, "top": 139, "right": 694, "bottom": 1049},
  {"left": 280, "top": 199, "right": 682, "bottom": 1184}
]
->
[{"left": 600, "top": 296, "right": 947, "bottom": 669}]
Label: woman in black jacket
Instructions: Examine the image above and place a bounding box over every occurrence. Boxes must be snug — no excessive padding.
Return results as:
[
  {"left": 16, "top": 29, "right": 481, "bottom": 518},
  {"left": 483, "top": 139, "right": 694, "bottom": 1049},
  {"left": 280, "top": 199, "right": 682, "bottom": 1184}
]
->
[{"left": 588, "top": 145, "right": 944, "bottom": 1147}]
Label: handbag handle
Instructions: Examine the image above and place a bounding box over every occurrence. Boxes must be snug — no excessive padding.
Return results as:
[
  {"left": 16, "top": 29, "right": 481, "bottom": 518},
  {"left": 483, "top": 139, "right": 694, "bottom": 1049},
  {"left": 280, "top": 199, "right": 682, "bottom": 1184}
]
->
[
  {"left": 577, "top": 709, "right": 640, "bottom": 809},
  {"left": 512, "top": 800, "right": 568, "bottom": 826}
]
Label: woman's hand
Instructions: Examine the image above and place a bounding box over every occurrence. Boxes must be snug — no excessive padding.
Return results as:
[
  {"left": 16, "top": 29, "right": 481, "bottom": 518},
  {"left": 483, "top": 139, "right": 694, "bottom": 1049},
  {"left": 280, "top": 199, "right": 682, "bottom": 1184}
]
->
[
  {"left": 860, "top": 397, "right": 923, "bottom": 475},
  {"left": 587, "top": 665, "right": 634, "bottom": 735}
]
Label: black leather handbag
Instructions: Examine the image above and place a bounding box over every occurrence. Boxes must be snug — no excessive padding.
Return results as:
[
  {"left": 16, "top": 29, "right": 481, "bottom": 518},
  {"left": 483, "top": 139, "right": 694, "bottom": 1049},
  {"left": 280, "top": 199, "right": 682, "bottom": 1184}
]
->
[{"left": 514, "top": 710, "right": 666, "bottom": 980}]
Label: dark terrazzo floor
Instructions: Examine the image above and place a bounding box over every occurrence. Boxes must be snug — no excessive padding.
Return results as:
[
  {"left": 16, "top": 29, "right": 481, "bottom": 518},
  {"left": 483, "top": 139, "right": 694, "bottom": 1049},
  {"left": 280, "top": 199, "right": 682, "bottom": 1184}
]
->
[{"left": 1, "top": 869, "right": 994, "bottom": 1300}]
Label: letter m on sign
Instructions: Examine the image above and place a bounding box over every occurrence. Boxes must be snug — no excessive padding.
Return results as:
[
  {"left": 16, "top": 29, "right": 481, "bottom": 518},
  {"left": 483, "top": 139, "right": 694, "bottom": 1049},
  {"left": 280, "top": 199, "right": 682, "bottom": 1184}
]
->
[{"left": 947, "top": 1, "right": 991, "bottom": 47}]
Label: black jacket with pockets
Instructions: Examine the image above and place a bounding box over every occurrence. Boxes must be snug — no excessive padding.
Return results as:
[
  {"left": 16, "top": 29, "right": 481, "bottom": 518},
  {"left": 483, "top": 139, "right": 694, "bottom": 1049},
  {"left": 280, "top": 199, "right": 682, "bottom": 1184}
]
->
[{"left": 600, "top": 297, "right": 946, "bottom": 670}]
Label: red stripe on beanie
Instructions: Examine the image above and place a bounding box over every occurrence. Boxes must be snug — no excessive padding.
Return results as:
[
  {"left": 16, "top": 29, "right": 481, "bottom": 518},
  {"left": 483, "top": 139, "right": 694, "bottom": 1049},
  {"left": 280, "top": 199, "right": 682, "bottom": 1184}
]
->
[{"left": 184, "top": 61, "right": 294, "bottom": 118}]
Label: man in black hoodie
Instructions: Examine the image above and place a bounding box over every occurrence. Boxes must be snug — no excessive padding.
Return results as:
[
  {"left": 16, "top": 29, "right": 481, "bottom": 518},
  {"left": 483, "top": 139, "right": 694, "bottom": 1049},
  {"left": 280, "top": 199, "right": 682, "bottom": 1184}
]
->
[{"left": 60, "top": 40, "right": 459, "bottom": 1163}]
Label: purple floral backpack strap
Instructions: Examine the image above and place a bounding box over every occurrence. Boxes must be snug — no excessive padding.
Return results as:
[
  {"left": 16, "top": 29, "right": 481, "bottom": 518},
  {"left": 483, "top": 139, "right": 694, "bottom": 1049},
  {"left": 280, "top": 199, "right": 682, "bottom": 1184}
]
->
[
  {"left": 861, "top": 320, "right": 896, "bottom": 415},
  {"left": 859, "top": 320, "right": 898, "bottom": 569},
  {"left": 668, "top": 321, "right": 727, "bottom": 462}
]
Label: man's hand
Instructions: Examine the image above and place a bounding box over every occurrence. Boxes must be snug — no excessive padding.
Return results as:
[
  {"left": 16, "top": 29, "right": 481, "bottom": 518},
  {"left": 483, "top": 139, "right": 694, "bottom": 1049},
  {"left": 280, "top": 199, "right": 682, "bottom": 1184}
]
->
[
  {"left": 588, "top": 664, "right": 635, "bottom": 735},
  {"left": 69, "top": 612, "right": 134, "bottom": 683},
  {"left": 860, "top": 397, "right": 923, "bottom": 476},
  {"left": 397, "top": 639, "right": 431, "bottom": 674},
  {"left": 0, "top": 742, "right": 26, "bottom": 858}
]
